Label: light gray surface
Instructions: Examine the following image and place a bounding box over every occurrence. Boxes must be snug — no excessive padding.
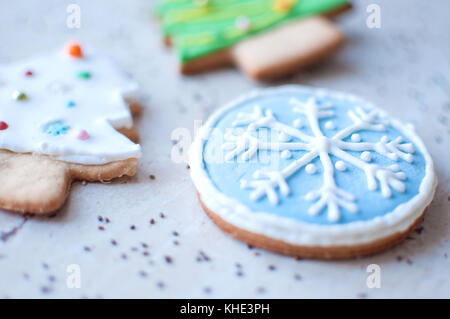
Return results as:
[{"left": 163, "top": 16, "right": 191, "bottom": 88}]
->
[{"left": 0, "top": 0, "right": 449, "bottom": 298}]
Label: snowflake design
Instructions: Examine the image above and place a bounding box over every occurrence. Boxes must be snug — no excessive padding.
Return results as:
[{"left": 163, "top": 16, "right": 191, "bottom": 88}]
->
[{"left": 222, "top": 97, "right": 415, "bottom": 222}]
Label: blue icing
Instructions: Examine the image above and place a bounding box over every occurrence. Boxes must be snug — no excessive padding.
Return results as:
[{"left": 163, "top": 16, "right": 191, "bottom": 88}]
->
[{"left": 203, "top": 91, "right": 426, "bottom": 225}]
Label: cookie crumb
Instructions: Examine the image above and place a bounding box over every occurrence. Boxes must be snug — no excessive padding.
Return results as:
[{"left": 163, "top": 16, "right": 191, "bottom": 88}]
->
[{"left": 150, "top": 219, "right": 156, "bottom": 225}]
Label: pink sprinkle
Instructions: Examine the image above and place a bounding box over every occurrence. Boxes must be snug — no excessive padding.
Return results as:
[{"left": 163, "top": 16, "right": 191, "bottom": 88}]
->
[
  {"left": 25, "top": 70, "right": 33, "bottom": 77},
  {"left": 77, "top": 129, "right": 90, "bottom": 140}
]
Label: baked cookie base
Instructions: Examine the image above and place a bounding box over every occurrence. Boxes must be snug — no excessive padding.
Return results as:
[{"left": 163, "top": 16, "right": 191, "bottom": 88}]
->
[
  {"left": 198, "top": 195, "right": 426, "bottom": 260},
  {"left": 178, "top": 4, "right": 351, "bottom": 80},
  {"left": 0, "top": 102, "right": 142, "bottom": 215}
]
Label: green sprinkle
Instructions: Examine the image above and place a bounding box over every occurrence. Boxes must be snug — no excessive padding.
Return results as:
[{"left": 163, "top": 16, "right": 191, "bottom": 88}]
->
[
  {"left": 77, "top": 71, "right": 91, "bottom": 79},
  {"left": 12, "top": 90, "right": 28, "bottom": 101}
]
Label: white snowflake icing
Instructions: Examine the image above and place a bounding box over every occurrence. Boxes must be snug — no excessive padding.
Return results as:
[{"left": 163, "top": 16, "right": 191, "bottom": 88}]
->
[{"left": 222, "top": 97, "right": 415, "bottom": 222}]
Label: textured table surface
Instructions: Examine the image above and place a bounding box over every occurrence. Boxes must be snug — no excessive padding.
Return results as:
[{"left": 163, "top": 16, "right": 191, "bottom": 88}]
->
[{"left": 0, "top": 0, "right": 449, "bottom": 298}]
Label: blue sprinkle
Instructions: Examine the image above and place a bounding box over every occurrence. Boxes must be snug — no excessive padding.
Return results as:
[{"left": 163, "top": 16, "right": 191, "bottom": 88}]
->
[
  {"left": 44, "top": 120, "right": 70, "bottom": 136},
  {"left": 67, "top": 101, "right": 76, "bottom": 107}
]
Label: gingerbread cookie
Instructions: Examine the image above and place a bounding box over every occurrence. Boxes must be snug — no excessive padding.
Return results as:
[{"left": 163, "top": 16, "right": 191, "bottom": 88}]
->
[
  {"left": 0, "top": 42, "right": 142, "bottom": 215},
  {"left": 189, "top": 86, "right": 437, "bottom": 259},
  {"left": 156, "top": 0, "right": 351, "bottom": 80}
]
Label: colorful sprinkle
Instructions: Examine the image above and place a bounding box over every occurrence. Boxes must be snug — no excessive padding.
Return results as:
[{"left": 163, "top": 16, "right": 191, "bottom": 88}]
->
[
  {"left": 25, "top": 70, "right": 34, "bottom": 77},
  {"left": 235, "top": 16, "right": 251, "bottom": 32},
  {"left": 66, "top": 41, "right": 83, "bottom": 58},
  {"left": 0, "top": 121, "right": 8, "bottom": 130},
  {"left": 78, "top": 129, "right": 90, "bottom": 140},
  {"left": 12, "top": 90, "right": 28, "bottom": 101},
  {"left": 273, "top": 0, "right": 296, "bottom": 13},
  {"left": 77, "top": 71, "right": 91, "bottom": 79},
  {"left": 44, "top": 120, "right": 70, "bottom": 136},
  {"left": 67, "top": 100, "right": 76, "bottom": 107}
]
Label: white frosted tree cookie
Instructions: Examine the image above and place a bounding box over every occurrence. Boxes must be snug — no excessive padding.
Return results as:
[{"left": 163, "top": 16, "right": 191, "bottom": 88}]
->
[
  {"left": 0, "top": 42, "right": 142, "bottom": 215},
  {"left": 156, "top": 0, "right": 350, "bottom": 80},
  {"left": 189, "top": 86, "right": 437, "bottom": 259}
]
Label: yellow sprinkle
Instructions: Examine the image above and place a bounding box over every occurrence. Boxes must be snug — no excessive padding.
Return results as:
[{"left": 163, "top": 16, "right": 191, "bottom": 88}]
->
[{"left": 273, "top": 0, "right": 296, "bottom": 13}]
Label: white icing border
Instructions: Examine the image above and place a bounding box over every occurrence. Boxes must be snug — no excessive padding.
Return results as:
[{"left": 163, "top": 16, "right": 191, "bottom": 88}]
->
[{"left": 189, "top": 85, "right": 437, "bottom": 247}]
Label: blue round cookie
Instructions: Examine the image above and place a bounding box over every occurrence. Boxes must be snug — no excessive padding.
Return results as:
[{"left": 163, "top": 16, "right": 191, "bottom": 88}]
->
[{"left": 189, "top": 86, "right": 437, "bottom": 259}]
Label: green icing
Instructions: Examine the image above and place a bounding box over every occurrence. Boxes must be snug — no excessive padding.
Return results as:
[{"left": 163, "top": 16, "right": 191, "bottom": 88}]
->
[{"left": 156, "top": 0, "right": 350, "bottom": 63}]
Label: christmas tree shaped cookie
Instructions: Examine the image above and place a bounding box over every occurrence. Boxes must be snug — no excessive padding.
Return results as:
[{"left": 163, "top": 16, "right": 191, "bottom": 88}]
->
[
  {"left": 0, "top": 42, "right": 142, "bottom": 215},
  {"left": 189, "top": 86, "right": 437, "bottom": 259},
  {"left": 156, "top": 0, "right": 351, "bottom": 80}
]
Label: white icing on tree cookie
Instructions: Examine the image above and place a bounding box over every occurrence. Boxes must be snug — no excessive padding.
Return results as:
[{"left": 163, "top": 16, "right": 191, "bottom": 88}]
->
[
  {"left": 222, "top": 97, "right": 415, "bottom": 222},
  {"left": 0, "top": 43, "right": 141, "bottom": 164}
]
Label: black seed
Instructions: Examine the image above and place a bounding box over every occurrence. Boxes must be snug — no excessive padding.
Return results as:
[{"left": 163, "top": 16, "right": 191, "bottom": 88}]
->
[
  {"left": 165, "top": 256, "right": 173, "bottom": 264},
  {"left": 157, "top": 281, "right": 165, "bottom": 288},
  {"left": 203, "top": 287, "right": 212, "bottom": 294},
  {"left": 40, "top": 286, "right": 52, "bottom": 294},
  {"left": 130, "top": 225, "right": 136, "bottom": 230},
  {"left": 150, "top": 219, "right": 156, "bottom": 225},
  {"left": 149, "top": 175, "right": 156, "bottom": 180},
  {"left": 111, "top": 239, "right": 118, "bottom": 246}
]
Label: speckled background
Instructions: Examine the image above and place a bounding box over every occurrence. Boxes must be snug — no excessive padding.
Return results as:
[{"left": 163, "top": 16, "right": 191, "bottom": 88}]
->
[{"left": 0, "top": 0, "right": 449, "bottom": 298}]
